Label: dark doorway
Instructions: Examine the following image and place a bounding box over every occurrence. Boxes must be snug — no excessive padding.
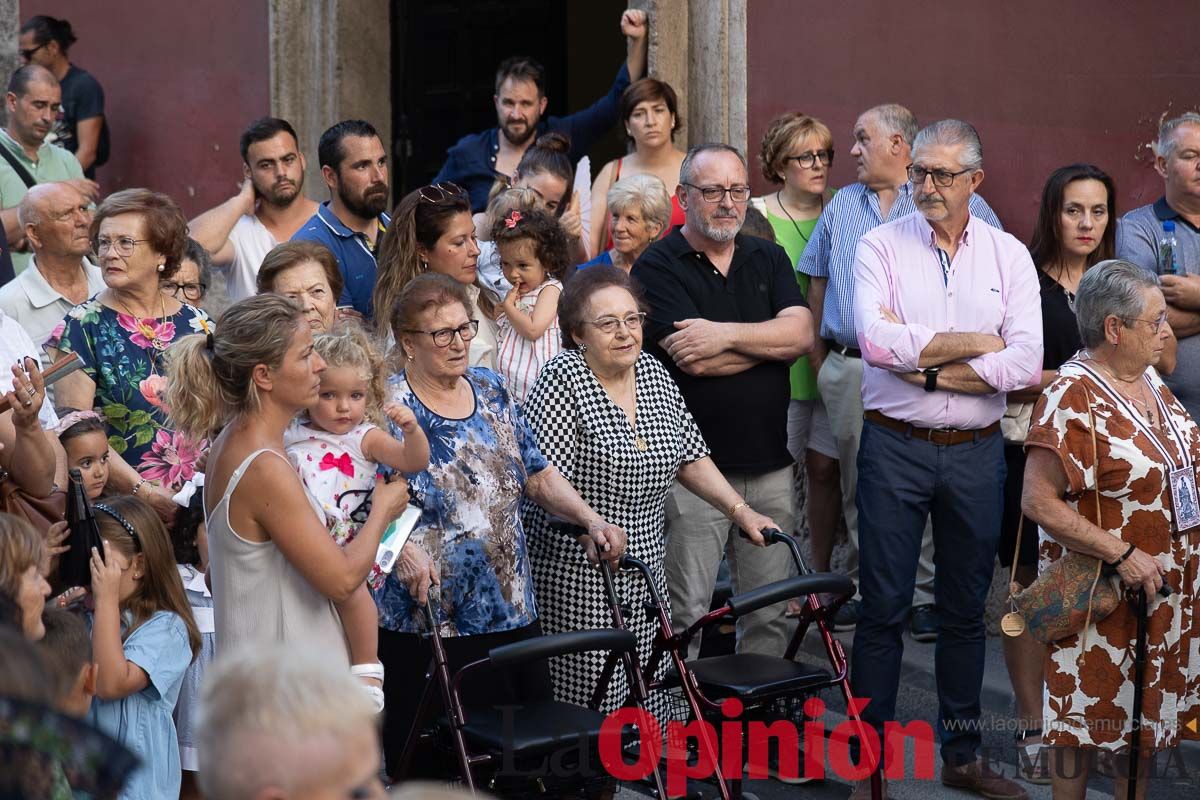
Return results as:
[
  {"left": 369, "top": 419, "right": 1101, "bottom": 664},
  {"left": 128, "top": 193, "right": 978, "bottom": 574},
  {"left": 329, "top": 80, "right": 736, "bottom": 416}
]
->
[{"left": 393, "top": 0, "right": 627, "bottom": 196}]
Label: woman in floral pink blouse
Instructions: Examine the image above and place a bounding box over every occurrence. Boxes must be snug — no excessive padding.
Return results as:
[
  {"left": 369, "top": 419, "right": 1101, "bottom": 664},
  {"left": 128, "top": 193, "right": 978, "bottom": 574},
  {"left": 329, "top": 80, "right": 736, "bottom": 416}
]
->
[{"left": 49, "top": 189, "right": 213, "bottom": 523}]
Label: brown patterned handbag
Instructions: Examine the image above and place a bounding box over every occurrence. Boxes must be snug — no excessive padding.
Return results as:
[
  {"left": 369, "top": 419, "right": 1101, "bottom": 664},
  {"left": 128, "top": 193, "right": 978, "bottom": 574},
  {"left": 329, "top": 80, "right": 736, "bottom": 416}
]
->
[{"left": 1010, "top": 382, "right": 1121, "bottom": 645}]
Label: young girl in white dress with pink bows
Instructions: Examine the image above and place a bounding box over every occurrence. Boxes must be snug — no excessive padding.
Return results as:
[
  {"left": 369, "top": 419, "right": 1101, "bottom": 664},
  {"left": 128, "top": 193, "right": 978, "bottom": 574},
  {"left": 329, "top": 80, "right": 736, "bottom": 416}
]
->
[{"left": 284, "top": 325, "right": 429, "bottom": 709}]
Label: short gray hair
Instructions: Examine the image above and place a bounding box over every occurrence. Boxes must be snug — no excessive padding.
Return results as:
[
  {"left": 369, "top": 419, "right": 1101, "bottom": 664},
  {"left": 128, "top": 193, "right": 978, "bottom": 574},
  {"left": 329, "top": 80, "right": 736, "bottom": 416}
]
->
[
  {"left": 912, "top": 119, "right": 983, "bottom": 172},
  {"left": 1074, "top": 259, "right": 1160, "bottom": 349},
  {"left": 607, "top": 173, "right": 672, "bottom": 234},
  {"left": 1156, "top": 112, "right": 1200, "bottom": 160},
  {"left": 866, "top": 104, "right": 918, "bottom": 147},
  {"left": 196, "top": 644, "right": 376, "bottom": 800},
  {"left": 679, "top": 143, "right": 748, "bottom": 186}
]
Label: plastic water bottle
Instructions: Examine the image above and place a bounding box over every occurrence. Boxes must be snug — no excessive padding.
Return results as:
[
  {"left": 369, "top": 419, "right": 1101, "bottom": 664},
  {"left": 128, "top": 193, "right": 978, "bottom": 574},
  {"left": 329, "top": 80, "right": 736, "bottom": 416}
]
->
[{"left": 1158, "top": 220, "right": 1180, "bottom": 275}]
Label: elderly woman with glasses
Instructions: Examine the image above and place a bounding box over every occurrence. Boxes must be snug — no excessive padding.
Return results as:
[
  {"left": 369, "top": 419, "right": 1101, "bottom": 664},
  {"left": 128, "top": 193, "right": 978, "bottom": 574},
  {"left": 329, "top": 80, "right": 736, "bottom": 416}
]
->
[
  {"left": 373, "top": 272, "right": 627, "bottom": 776},
  {"left": 375, "top": 183, "right": 496, "bottom": 369},
  {"left": 1022, "top": 259, "right": 1200, "bottom": 799},
  {"left": 49, "top": 189, "right": 214, "bottom": 524},
  {"left": 521, "top": 266, "right": 777, "bottom": 717},
  {"left": 161, "top": 237, "right": 215, "bottom": 312}
]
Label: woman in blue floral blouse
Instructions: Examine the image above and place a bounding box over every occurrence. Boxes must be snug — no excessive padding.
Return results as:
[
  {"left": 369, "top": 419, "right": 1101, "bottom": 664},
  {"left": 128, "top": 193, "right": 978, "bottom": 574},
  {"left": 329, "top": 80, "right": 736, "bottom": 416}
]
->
[
  {"left": 49, "top": 189, "right": 212, "bottom": 523},
  {"left": 373, "top": 273, "right": 627, "bottom": 777}
]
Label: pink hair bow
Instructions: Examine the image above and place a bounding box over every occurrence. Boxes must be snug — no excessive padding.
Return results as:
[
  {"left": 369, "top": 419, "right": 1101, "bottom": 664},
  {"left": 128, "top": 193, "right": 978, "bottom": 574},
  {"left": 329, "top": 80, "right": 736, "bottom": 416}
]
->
[{"left": 504, "top": 210, "right": 522, "bottom": 229}]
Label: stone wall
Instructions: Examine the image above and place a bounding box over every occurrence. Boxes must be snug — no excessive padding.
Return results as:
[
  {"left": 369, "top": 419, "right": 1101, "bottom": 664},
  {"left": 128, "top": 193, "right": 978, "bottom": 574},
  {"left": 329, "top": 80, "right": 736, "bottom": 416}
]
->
[{"left": 269, "top": 0, "right": 391, "bottom": 202}]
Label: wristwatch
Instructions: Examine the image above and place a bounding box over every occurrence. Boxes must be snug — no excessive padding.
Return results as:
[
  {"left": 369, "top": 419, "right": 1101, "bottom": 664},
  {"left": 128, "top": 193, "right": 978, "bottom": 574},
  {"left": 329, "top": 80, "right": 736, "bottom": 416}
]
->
[{"left": 922, "top": 367, "right": 940, "bottom": 393}]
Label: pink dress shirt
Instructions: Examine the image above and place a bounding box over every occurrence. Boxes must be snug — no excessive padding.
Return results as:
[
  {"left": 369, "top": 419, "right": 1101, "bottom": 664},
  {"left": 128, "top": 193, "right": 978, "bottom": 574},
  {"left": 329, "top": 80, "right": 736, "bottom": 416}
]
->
[{"left": 853, "top": 211, "right": 1042, "bottom": 429}]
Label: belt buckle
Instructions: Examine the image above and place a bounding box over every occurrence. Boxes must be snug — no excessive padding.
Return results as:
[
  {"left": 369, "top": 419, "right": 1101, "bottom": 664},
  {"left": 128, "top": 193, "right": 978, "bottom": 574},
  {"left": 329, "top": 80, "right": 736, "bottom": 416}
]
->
[{"left": 931, "top": 426, "right": 956, "bottom": 444}]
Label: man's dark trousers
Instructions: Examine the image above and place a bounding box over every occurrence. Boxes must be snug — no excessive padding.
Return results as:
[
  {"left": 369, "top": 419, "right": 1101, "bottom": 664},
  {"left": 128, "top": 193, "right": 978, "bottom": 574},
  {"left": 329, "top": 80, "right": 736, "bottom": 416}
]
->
[{"left": 850, "top": 418, "right": 1005, "bottom": 768}]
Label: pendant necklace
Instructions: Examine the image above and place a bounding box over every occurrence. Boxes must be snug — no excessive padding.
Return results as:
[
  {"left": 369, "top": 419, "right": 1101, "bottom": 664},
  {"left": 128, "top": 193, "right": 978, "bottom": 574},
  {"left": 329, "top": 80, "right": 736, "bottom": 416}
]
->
[{"left": 776, "top": 190, "right": 825, "bottom": 245}]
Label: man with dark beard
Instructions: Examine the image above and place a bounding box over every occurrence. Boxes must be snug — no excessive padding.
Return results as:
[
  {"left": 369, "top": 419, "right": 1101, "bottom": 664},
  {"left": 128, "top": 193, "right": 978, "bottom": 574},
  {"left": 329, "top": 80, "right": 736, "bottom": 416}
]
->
[
  {"left": 189, "top": 117, "right": 319, "bottom": 303},
  {"left": 434, "top": 9, "right": 648, "bottom": 212},
  {"left": 293, "top": 119, "right": 391, "bottom": 318}
]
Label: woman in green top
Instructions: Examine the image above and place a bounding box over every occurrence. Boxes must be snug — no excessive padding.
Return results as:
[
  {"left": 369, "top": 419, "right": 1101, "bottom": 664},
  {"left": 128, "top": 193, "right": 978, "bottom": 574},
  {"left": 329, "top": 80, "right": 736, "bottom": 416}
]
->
[{"left": 751, "top": 112, "right": 841, "bottom": 581}]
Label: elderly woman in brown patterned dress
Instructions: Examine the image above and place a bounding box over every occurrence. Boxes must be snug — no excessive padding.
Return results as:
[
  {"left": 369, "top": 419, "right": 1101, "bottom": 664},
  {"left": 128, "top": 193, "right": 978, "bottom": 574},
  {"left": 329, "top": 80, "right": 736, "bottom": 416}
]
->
[{"left": 1022, "top": 260, "right": 1200, "bottom": 799}]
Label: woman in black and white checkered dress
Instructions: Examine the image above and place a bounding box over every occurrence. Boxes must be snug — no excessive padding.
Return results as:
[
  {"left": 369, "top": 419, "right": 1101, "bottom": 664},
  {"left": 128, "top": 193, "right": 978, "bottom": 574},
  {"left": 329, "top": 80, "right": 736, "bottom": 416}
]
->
[{"left": 521, "top": 266, "right": 780, "bottom": 720}]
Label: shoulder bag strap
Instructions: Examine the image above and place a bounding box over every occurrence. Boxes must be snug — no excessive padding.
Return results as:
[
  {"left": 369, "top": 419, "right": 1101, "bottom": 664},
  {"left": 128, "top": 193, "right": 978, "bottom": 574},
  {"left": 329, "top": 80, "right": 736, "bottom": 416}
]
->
[{"left": 0, "top": 144, "right": 37, "bottom": 189}]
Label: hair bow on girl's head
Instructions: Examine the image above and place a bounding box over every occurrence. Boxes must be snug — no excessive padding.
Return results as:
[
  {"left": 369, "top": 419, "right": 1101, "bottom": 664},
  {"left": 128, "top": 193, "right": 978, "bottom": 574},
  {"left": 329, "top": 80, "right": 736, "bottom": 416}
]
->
[{"left": 504, "top": 210, "right": 523, "bottom": 229}]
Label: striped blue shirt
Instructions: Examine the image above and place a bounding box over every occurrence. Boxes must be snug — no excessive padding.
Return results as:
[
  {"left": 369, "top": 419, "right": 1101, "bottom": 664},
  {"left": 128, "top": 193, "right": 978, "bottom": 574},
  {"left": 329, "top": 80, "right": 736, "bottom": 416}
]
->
[{"left": 797, "top": 182, "right": 1002, "bottom": 347}]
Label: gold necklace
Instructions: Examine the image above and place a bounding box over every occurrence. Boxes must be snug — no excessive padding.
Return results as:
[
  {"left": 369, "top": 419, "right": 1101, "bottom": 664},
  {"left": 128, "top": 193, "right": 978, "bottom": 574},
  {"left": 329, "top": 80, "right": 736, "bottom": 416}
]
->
[
  {"left": 113, "top": 290, "right": 172, "bottom": 351},
  {"left": 1091, "top": 357, "right": 1160, "bottom": 428}
]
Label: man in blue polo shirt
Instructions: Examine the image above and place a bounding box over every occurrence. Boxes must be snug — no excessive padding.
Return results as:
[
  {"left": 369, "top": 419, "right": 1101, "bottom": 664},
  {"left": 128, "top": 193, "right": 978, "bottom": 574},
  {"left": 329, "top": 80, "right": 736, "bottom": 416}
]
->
[
  {"left": 433, "top": 9, "right": 648, "bottom": 212},
  {"left": 292, "top": 119, "right": 390, "bottom": 318}
]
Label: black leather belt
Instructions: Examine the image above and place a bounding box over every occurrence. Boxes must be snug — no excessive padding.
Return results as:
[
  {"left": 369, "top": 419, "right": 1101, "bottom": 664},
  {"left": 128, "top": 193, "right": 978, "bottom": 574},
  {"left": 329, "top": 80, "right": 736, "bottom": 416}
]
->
[{"left": 823, "top": 339, "right": 861, "bottom": 359}]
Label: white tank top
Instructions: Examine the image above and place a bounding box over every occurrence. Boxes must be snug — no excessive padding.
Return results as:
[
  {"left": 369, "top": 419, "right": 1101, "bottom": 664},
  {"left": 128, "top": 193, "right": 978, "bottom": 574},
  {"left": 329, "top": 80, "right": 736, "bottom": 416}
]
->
[{"left": 205, "top": 449, "right": 349, "bottom": 664}]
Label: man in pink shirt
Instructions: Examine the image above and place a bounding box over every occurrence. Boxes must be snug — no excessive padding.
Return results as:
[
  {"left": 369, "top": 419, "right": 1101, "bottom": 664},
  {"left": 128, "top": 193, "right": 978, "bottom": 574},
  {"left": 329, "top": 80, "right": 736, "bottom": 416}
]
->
[{"left": 847, "top": 120, "right": 1040, "bottom": 800}]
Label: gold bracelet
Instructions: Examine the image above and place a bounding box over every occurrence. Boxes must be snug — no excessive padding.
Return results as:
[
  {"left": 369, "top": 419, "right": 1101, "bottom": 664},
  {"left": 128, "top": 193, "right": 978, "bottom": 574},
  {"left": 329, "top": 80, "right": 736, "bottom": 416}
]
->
[{"left": 728, "top": 501, "right": 749, "bottom": 519}]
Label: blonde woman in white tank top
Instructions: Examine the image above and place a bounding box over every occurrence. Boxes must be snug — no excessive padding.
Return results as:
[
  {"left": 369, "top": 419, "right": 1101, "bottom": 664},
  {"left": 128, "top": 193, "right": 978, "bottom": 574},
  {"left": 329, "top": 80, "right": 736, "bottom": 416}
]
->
[{"left": 166, "top": 296, "right": 411, "bottom": 667}]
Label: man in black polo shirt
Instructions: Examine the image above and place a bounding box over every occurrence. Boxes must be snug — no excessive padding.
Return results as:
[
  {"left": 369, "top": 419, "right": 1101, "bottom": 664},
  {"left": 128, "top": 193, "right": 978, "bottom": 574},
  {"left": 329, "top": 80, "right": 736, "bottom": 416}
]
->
[{"left": 632, "top": 143, "right": 814, "bottom": 657}]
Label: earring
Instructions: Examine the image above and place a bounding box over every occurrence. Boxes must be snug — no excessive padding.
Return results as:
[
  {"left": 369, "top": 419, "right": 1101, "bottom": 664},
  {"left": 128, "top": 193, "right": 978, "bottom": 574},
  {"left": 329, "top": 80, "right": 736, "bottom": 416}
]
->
[
  {"left": 420, "top": 260, "right": 428, "bottom": 271},
  {"left": 578, "top": 343, "right": 588, "bottom": 353},
  {"left": 157, "top": 264, "right": 165, "bottom": 273}
]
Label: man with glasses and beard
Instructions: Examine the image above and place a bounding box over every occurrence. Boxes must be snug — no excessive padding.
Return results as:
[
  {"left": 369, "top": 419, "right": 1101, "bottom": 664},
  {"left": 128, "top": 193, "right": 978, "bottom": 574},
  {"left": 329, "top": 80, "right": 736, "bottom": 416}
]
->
[
  {"left": 632, "top": 143, "right": 814, "bottom": 661},
  {"left": 434, "top": 9, "right": 648, "bottom": 212},
  {"left": 846, "top": 120, "right": 1038, "bottom": 800},
  {"left": 189, "top": 117, "right": 319, "bottom": 303},
  {"left": 293, "top": 119, "right": 391, "bottom": 318}
]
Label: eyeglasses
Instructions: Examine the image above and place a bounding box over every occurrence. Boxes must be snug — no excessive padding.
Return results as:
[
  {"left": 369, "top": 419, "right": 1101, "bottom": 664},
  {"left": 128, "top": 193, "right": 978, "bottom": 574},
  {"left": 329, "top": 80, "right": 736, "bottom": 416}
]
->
[
  {"left": 907, "top": 164, "right": 973, "bottom": 188},
  {"left": 783, "top": 150, "right": 834, "bottom": 169},
  {"left": 95, "top": 236, "right": 150, "bottom": 257},
  {"left": 682, "top": 183, "right": 752, "bottom": 203},
  {"left": 162, "top": 281, "right": 207, "bottom": 302},
  {"left": 589, "top": 312, "right": 646, "bottom": 335},
  {"left": 1123, "top": 314, "right": 1169, "bottom": 335},
  {"left": 19, "top": 43, "right": 46, "bottom": 61},
  {"left": 404, "top": 319, "right": 479, "bottom": 347},
  {"left": 418, "top": 182, "right": 467, "bottom": 204}
]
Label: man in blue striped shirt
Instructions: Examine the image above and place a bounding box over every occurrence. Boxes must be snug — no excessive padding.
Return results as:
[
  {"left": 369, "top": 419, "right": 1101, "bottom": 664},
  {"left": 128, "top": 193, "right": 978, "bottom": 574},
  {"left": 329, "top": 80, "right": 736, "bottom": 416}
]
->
[{"left": 798, "top": 104, "right": 1002, "bottom": 639}]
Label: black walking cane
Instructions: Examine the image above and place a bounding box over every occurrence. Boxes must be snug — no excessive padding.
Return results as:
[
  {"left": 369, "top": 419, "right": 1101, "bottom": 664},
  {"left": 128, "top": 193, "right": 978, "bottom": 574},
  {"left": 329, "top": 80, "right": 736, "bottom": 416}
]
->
[{"left": 1127, "top": 588, "right": 1149, "bottom": 800}]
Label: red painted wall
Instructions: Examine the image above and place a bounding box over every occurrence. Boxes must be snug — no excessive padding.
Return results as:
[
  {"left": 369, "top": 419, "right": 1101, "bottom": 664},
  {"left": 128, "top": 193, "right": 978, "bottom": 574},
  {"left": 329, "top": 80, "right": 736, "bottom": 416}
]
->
[
  {"left": 22, "top": 0, "right": 270, "bottom": 217},
  {"left": 747, "top": 1, "right": 1200, "bottom": 243}
]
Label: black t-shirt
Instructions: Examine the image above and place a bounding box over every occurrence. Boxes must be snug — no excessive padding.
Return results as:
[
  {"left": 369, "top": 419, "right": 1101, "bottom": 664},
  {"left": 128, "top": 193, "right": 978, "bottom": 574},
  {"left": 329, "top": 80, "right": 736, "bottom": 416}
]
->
[
  {"left": 53, "top": 65, "right": 109, "bottom": 177},
  {"left": 631, "top": 228, "right": 807, "bottom": 473},
  {"left": 1038, "top": 269, "right": 1083, "bottom": 371}
]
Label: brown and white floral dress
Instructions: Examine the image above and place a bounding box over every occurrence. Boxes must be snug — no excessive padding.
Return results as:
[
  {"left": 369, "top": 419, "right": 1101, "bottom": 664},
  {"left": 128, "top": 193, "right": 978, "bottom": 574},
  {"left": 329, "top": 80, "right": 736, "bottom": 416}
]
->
[{"left": 1026, "top": 357, "right": 1200, "bottom": 751}]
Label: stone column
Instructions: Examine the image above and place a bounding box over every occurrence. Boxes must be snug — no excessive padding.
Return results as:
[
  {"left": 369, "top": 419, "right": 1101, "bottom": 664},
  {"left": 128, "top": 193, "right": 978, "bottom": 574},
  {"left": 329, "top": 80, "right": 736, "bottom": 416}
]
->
[
  {"left": 640, "top": 0, "right": 746, "bottom": 156},
  {"left": 269, "top": 0, "right": 391, "bottom": 200},
  {"left": 0, "top": 0, "right": 19, "bottom": 127}
]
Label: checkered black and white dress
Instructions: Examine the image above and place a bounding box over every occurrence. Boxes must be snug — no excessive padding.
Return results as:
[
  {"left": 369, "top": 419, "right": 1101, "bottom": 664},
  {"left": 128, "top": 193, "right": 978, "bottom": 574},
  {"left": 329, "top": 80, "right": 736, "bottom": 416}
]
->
[{"left": 521, "top": 350, "right": 709, "bottom": 719}]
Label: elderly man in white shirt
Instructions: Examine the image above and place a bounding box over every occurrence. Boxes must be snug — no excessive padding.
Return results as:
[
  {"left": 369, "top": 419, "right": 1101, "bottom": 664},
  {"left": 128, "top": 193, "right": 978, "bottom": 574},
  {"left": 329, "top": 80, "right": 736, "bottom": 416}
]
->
[{"left": 0, "top": 182, "right": 102, "bottom": 371}]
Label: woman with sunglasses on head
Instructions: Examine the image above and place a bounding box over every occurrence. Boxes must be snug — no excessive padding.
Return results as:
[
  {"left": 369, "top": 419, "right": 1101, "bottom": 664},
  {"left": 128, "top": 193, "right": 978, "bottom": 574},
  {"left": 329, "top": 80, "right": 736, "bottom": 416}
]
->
[
  {"left": 374, "top": 273, "right": 627, "bottom": 777},
  {"left": 48, "top": 190, "right": 214, "bottom": 526},
  {"left": 375, "top": 182, "right": 498, "bottom": 368}
]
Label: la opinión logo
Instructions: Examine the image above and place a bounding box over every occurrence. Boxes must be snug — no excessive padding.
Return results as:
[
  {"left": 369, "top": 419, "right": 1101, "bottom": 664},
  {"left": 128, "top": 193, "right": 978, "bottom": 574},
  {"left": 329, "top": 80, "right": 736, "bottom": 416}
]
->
[{"left": 599, "top": 696, "right": 936, "bottom": 795}]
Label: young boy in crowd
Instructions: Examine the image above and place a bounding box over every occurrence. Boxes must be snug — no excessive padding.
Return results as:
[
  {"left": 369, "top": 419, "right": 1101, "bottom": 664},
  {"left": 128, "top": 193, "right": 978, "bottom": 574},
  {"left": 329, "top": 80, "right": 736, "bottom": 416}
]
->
[{"left": 38, "top": 608, "right": 98, "bottom": 718}]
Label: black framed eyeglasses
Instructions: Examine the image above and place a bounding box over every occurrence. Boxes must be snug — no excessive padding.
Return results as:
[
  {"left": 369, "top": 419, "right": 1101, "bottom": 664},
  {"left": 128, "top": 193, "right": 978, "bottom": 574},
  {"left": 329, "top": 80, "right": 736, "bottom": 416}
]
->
[
  {"left": 404, "top": 319, "right": 479, "bottom": 347},
  {"left": 161, "top": 281, "right": 207, "bottom": 302},
  {"left": 907, "top": 164, "right": 973, "bottom": 188},
  {"left": 681, "top": 183, "right": 752, "bottom": 203},
  {"left": 783, "top": 150, "right": 834, "bottom": 169},
  {"left": 589, "top": 312, "right": 646, "bottom": 334},
  {"left": 418, "top": 182, "right": 467, "bottom": 204}
]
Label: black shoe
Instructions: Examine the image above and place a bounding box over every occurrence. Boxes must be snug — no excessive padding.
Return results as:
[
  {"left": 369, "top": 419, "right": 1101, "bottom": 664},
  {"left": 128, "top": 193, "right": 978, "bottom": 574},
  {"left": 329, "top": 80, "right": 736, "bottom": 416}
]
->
[
  {"left": 910, "top": 604, "right": 938, "bottom": 643},
  {"left": 833, "top": 599, "right": 861, "bottom": 631}
]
